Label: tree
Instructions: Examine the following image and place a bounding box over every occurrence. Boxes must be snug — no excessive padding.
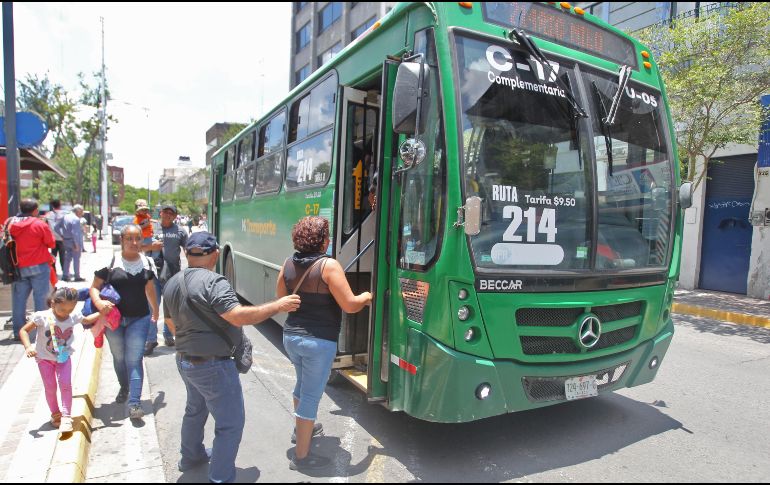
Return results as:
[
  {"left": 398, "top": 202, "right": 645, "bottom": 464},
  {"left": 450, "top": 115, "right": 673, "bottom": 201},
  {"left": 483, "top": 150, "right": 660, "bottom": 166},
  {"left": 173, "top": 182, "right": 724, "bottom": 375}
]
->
[
  {"left": 637, "top": 3, "right": 770, "bottom": 189},
  {"left": 17, "top": 72, "right": 115, "bottom": 210},
  {"left": 120, "top": 184, "right": 159, "bottom": 214}
]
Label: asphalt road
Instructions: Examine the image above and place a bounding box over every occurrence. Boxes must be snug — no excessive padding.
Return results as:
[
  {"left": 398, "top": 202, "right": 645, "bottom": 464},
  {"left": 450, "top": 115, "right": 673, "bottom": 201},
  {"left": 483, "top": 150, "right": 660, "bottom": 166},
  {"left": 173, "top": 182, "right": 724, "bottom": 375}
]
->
[{"left": 142, "top": 313, "right": 770, "bottom": 482}]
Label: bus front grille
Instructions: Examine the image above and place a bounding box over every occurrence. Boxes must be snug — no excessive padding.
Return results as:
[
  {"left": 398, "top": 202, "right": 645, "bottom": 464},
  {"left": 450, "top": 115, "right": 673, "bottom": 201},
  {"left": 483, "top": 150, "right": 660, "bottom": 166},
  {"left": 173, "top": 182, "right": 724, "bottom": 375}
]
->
[
  {"left": 517, "top": 301, "right": 642, "bottom": 356},
  {"left": 521, "top": 362, "right": 630, "bottom": 403}
]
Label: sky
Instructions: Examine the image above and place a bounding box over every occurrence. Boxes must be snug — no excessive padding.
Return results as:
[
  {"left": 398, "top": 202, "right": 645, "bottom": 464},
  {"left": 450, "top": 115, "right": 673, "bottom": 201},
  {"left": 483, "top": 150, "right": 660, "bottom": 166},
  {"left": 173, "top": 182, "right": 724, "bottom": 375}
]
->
[{"left": 3, "top": 2, "right": 291, "bottom": 189}]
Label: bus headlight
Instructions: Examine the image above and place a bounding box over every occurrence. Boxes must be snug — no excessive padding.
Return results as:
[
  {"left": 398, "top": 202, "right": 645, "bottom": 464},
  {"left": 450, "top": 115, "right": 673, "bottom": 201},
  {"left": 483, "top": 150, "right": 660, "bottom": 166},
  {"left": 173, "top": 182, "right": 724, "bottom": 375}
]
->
[{"left": 458, "top": 306, "right": 470, "bottom": 321}]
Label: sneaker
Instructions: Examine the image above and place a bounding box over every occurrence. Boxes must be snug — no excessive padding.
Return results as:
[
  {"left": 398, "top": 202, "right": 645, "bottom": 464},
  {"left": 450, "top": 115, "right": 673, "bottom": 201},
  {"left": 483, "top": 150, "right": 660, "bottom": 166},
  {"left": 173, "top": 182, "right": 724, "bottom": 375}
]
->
[
  {"left": 164, "top": 336, "right": 175, "bottom": 347},
  {"left": 50, "top": 412, "right": 62, "bottom": 428},
  {"left": 178, "top": 447, "right": 212, "bottom": 472},
  {"left": 291, "top": 422, "right": 324, "bottom": 444},
  {"left": 289, "top": 452, "right": 331, "bottom": 471},
  {"left": 59, "top": 416, "right": 73, "bottom": 433},
  {"left": 128, "top": 404, "right": 144, "bottom": 419},
  {"left": 144, "top": 341, "right": 158, "bottom": 356},
  {"left": 115, "top": 387, "right": 129, "bottom": 403},
  {"left": 72, "top": 277, "right": 86, "bottom": 282}
]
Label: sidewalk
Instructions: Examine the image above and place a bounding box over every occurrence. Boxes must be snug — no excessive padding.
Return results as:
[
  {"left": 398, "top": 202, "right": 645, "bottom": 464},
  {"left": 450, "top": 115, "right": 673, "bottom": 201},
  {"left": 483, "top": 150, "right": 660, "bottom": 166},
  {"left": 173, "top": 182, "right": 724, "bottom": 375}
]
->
[
  {"left": 673, "top": 288, "right": 770, "bottom": 328},
  {"left": 0, "top": 235, "right": 116, "bottom": 482}
]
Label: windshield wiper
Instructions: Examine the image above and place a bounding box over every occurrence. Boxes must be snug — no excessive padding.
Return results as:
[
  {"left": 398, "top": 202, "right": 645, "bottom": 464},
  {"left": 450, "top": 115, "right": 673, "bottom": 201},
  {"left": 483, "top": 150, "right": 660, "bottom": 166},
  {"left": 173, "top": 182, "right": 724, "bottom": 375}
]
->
[
  {"left": 509, "top": 29, "right": 588, "bottom": 119},
  {"left": 592, "top": 81, "right": 614, "bottom": 176},
  {"left": 604, "top": 65, "right": 632, "bottom": 126}
]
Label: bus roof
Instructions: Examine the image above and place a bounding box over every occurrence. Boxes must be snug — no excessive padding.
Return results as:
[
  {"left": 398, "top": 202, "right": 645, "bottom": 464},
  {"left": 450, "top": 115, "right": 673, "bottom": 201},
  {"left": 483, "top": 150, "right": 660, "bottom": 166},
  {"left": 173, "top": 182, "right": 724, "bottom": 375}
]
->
[{"left": 212, "top": 2, "right": 653, "bottom": 162}]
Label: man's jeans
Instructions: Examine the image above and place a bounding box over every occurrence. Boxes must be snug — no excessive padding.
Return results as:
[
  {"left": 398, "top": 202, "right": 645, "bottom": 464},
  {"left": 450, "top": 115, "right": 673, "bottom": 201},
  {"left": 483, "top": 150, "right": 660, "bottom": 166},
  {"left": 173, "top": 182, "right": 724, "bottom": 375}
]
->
[
  {"left": 177, "top": 356, "right": 244, "bottom": 483},
  {"left": 62, "top": 239, "right": 81, "bottom": 279},
  {"left": 146, "top": 278, "right": 173, "bottom": 343},
  {"left": 12, "top": 263, "right": 51, "bottom": 337},
  {"left": 104, "top": 315, "right": 151, "bottom": 407}
]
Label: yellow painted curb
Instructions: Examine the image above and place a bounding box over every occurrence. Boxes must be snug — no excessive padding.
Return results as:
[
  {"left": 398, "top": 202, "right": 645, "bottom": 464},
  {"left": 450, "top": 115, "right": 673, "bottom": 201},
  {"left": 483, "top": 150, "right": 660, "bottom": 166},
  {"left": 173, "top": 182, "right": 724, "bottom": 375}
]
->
[
  {"left": 46, "top": 340, "right": 102, "bottom": 483},
  {"left": 672, "top": 302, "right": 770, "bottom": 329}
]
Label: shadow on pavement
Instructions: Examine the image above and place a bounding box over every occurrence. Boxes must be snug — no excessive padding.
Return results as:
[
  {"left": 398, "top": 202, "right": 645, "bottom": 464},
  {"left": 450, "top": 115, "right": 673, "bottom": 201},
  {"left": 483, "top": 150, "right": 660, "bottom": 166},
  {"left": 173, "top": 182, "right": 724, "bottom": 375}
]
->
[{"left": 675, "top": 313, "right": 770, "bottom": 345}]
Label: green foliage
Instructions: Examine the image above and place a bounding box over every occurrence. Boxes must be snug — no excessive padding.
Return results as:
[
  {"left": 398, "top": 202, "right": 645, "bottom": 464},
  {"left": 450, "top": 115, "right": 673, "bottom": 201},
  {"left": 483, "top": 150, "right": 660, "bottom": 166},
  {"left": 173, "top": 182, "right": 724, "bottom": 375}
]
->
[
  {"left": 221, "top": 123, "right": 247, "bottom": 146},
  {"left": 636, "top": 3, "right": 770, "bottom": 189},
  {"left": 17, "top": 72, "right": 116, "bottom": 211},
  {"left": 120, "top": 184, "right": 159, "bottom": 214}
]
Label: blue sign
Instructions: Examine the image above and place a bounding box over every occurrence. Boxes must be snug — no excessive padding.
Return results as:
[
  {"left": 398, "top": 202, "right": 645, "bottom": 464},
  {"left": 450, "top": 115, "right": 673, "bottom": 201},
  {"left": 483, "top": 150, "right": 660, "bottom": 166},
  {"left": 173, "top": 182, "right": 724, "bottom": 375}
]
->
[
  {"left": 759, "top": 94, "right": 770, "bottom": 168},
  {"left": 0, "top": 111, "right": 49, "bottom": 148}
]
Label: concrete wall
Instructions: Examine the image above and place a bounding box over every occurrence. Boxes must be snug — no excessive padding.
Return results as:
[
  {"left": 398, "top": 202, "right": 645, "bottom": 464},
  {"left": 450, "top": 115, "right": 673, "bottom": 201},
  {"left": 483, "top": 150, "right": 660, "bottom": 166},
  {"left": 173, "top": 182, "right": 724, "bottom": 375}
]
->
[{"left": 748, "top": 164, "right": 770, "bottom": 299}]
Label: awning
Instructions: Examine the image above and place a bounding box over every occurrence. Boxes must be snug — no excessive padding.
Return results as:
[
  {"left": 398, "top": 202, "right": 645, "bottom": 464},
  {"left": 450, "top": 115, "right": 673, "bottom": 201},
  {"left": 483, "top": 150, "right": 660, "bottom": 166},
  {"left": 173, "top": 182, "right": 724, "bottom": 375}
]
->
[{"left": 0, "top": 147, "right": 67, "bottom": 178}]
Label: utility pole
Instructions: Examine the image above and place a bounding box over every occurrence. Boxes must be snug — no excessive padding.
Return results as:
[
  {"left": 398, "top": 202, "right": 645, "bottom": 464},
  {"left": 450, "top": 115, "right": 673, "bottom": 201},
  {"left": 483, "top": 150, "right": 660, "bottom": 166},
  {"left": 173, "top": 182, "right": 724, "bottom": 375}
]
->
[
  {"left": 99, "top": 17, "right": 108, "bottom": 231},
  {"left": 3, "top": 2, "right": 20, "bottom": 217}
]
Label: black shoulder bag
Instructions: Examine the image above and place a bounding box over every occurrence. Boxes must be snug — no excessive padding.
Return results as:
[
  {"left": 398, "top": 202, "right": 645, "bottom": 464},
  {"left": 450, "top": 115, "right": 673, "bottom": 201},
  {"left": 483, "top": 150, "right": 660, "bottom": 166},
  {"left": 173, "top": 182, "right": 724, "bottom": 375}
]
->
[{"left": 177, "top": 268, "right": 252, "bottom": 374}]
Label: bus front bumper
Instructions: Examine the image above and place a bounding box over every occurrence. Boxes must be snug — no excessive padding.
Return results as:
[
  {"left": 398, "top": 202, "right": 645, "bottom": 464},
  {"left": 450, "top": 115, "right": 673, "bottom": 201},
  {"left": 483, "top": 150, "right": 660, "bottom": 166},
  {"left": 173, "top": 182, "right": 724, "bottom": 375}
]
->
[{"left": 397, "top": 319, "right": 674, "bottom": 423}]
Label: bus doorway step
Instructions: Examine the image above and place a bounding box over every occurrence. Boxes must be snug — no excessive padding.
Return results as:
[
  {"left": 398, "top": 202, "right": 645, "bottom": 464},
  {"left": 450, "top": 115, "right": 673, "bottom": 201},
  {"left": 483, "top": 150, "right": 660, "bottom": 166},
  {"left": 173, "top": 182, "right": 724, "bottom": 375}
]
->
[{"left": 336, "top": 368, "right": 368, "bottom": 394}]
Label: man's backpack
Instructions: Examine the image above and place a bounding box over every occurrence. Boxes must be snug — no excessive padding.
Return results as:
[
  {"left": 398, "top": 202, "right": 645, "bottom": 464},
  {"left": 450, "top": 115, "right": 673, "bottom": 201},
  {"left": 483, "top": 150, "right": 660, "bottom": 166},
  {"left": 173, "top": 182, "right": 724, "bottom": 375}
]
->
[{"left": 0, "top": 218, "right": 21, "bottom": 285}]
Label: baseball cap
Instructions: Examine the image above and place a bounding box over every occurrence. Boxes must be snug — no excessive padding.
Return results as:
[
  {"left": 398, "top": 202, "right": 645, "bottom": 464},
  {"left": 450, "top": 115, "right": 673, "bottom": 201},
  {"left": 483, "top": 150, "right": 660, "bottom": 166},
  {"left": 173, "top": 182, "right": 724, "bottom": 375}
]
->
[
  {"left": 160, "top": 202, "right": 177, "bottom": 213},
  {"left": 135, "top": 199, "right": 149, "bottom": 210},
  {"left": 186, "top": 231, "right": 219, "bottom": 256}
]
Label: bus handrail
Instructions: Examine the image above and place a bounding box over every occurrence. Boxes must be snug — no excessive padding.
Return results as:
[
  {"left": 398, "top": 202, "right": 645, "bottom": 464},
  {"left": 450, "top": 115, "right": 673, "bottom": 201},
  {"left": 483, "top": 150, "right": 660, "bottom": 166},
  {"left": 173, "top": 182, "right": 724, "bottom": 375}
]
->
[{"left": 344, "top": 239, "right": 375, "bottom": 272}]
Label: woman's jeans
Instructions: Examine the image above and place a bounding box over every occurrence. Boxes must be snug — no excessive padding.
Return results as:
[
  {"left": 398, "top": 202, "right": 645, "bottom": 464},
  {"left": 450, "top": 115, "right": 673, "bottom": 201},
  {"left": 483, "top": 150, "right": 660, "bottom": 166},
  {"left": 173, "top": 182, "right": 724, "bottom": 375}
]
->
[
  {"left": 283, "top": 333, "right": 337, "bottom": 421},
  {"left": 177, "top": 356, "right": 244, "bottom": 483},
  {"left": 105, "top": 314, "right": 152, "bottom": 406},
  {"left": 146, "top": 278, "right": 173, "bottom": 343},
  {"left": 11, "top": 263, "right": 50, "bottom": 337}
]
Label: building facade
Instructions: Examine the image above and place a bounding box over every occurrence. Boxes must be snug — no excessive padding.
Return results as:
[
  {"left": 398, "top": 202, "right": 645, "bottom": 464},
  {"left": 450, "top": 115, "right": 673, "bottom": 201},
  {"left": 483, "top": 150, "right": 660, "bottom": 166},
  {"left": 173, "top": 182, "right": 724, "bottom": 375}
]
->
[
  {"left": 159, "top": 164, "right": 200, "bottom": 196},
  {"left": 107, "top": 165, "right": 125, "bottom": 210},
  {"left": 289, "top": 2, "right": 397, "bottom": 89},
  {"left": 206, "top": 123, "right": 240, "bottom": 167}
]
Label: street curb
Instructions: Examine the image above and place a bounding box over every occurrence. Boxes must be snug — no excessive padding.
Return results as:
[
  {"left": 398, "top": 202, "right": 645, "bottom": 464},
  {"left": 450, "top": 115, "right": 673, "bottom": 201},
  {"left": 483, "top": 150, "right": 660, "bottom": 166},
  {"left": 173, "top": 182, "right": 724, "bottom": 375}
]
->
[
  {"left": 672, "top": 302, "right": 770, "bottom": 329},
  {"left": 46, "top": 337, "right": 102, "bottom": 483}
]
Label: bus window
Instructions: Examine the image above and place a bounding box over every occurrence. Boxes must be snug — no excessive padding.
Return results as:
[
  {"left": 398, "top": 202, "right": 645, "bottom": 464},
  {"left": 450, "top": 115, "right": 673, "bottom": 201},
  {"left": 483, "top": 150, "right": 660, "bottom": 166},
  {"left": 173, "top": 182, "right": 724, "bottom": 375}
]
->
[
  {"left": 255, "top": 111, "right": 286, "bottom": 195},
  {"left": 286, "top": 130, "right": 333, "bottom": 189},
  {"left": 222, "top": 146, "right": 237, "bottom": 202},
  {"left": 235, "top": 131, "right": 256, "bottom": 199},
  {"left": 288, "top": 73, "right": 338, "bottom": 144}
]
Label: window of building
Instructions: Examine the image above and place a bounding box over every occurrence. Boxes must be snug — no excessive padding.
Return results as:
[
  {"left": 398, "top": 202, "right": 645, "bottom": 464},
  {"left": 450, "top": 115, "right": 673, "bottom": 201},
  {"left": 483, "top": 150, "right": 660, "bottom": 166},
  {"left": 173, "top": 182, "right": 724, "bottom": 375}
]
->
[
  {"left": 295, "top": 64, "right": 310, "bottom": 86},
  {"left": 318, "top": 42, "right": 342, "bottom": 67},
  {"left": 296, "top": 22, "right": 311, "bottom": 52},
  {"left": 295, "top": 2, "right": 307, "bottom": 13},
  {"left": 351, "top": 16, "right": 376, "bottom": 41},
  {"left": 586, "top": 2, "right": 610, "bottom": 22},
  {"left": 318, "top": 2, "right": 342, "bottom": 34}
]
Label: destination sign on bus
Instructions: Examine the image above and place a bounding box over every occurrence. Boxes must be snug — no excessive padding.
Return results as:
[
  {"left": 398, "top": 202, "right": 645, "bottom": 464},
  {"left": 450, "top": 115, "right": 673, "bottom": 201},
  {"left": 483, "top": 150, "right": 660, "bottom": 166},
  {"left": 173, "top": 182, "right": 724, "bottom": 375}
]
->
[{"left": 483, "top": 2, "right": 638, "bottom": 70}]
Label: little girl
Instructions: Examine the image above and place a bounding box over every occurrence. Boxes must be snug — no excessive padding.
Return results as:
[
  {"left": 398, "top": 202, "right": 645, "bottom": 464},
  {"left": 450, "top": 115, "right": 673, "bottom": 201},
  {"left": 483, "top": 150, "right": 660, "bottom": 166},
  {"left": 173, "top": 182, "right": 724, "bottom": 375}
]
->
[{"left": 19, "top": 287, "right": 100, "bottom": 433}]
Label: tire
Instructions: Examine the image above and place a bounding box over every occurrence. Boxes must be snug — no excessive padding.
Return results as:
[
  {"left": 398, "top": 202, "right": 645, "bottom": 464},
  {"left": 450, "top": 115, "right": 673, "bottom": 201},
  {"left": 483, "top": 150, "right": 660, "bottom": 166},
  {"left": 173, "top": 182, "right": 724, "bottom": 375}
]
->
[{"left": 224, "top": 251, "right": 236, "bottom": 288}]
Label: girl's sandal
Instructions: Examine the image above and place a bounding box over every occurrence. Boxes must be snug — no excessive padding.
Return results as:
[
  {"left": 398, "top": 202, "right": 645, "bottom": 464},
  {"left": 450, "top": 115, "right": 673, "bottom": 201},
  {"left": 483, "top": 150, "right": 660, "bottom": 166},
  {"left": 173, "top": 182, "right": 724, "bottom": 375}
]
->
[{"left": 50, "top": 412, "right": 62, "bottom": 428}]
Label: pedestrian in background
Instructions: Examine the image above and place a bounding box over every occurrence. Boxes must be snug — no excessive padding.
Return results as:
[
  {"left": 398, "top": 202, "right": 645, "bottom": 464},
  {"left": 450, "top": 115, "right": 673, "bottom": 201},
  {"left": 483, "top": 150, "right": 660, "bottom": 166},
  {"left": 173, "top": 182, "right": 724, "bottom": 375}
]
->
[
  {"left": 276, "top": 216, "right": 371, "bottom": 471},
  {"left": 55, "top": 204, "right": 85, "bottom": 282},
  {"left": 144, "top": 202, "right": 187, "bottom": 355},
  {"left": 45, "top": 199, "right": 65, "bottom": 273},
  {"left": 18, "top": 287, "right": 100, "bottom": 433},
  {"left": 162, "top": 231, "right": 300, "bottom": 483},
  {"left": 7, "top": 198, "right": 56, "bottom": 340},
  {"left": 90, "top": 223, "right": 159, "bottom": 419}
]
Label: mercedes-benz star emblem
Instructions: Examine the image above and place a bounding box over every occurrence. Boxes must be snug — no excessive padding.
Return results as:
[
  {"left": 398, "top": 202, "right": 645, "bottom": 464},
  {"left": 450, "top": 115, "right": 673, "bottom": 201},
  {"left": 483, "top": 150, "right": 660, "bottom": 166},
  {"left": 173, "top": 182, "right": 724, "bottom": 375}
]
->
[{"left": 578, "top": 315, "right": 602, "bottom": 349}]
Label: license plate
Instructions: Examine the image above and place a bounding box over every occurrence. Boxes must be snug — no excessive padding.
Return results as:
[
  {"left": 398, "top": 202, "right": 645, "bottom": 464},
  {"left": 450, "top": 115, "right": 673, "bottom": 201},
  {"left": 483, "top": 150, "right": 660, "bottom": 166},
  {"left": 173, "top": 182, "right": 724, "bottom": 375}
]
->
[{"left": 565, "top": 375, "right": 598, "bottom": 401}]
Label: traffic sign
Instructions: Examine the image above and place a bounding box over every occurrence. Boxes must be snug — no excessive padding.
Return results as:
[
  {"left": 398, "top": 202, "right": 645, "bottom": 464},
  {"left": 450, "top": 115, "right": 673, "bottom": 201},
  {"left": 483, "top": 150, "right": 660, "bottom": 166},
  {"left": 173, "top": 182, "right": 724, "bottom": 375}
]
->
[{"left": 0, "top": 111, "right": 49, "bottom": 147}]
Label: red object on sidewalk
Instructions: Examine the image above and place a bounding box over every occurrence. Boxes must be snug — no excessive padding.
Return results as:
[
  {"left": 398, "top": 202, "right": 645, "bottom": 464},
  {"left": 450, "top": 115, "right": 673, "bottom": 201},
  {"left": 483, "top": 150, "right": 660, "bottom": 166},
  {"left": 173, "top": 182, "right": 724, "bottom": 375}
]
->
[{"left": 92, "top": 307, "right": 121, "bottom": 348}]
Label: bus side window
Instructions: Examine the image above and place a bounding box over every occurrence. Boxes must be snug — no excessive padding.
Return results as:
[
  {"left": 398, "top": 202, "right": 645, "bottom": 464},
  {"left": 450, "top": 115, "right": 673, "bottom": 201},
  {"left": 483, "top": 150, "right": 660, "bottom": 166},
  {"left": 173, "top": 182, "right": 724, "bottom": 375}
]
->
[
  {"left": 256, "top": 110, "right": 286, "bottom": 194},
  {"left": 289, "top": 96, "right": 310, "bottom": 144}
]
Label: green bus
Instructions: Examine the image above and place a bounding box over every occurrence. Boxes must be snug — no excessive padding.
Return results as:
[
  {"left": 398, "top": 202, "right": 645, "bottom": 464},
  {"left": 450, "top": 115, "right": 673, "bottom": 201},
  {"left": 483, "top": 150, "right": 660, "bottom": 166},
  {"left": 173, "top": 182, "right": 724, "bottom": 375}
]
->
[{"left": 209, "top": 2, "right": 692, "bottom": 423}]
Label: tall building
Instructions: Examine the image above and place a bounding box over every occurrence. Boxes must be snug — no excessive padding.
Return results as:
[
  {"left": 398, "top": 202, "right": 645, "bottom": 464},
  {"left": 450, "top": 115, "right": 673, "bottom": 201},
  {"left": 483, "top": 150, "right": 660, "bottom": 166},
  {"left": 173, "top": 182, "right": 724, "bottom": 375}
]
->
[
  {"left": 107, "top": 165, "right": 125, "bottom": 209},
  {"left": 206, "top": 123, "right": 240, "bottom": 167},
  {"left": 290, "top": 2, "right": 397, "bottom": 90}
]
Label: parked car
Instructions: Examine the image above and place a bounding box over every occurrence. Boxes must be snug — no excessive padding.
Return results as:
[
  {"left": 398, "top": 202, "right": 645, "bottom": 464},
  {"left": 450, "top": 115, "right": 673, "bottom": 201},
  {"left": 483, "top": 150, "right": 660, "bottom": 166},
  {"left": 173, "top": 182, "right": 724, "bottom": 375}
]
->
[
  {"left": 111, "top": 216, "right": 162, "bottom": 245},
  {"left": 111, "top": 216, "right": 134, "bottom": 245}
]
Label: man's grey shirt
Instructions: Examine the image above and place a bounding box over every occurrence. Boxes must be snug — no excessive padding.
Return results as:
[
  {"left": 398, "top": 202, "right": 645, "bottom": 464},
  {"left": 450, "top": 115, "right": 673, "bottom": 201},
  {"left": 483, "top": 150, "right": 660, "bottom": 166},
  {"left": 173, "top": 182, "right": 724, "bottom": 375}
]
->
[
  {"left": 55, "top": 212, "right": 83, "bottom": 242},
  {"left": 163, "top": 267, "right": 241, "bottom": 357},
  {"left": 157, "top": 223, "right": 187, "bottom": 278}
]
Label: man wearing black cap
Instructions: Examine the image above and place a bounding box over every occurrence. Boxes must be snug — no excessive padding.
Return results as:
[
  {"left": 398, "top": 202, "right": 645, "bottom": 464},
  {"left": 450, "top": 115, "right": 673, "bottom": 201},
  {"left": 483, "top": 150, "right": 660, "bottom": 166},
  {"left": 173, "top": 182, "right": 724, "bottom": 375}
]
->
[
  {"left": 162, "top": 231, "right": 301, "bottom": 483},
  {"left": 144, "top": 202, "right": 187, "bottom": 354}
]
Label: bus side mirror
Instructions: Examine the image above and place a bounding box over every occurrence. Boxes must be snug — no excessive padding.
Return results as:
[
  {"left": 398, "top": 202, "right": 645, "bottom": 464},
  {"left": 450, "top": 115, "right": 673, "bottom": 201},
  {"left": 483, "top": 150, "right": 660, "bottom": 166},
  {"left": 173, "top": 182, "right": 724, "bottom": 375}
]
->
[
  {"left": 679, "top": 182, "right": 693, "bottom": 209},
  {"left": 464, "top": 196, "right": 482, "bottom": 236},
  {"left": 392, "top": 61, "right": 430, "bottom": 135}
]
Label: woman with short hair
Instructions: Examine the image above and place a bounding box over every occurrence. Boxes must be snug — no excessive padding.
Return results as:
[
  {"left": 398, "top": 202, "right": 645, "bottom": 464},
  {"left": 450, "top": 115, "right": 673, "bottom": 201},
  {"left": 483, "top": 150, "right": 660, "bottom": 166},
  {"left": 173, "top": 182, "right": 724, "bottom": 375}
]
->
[{"left": 276, "top": 216, "right": 371, "bottom": 472}]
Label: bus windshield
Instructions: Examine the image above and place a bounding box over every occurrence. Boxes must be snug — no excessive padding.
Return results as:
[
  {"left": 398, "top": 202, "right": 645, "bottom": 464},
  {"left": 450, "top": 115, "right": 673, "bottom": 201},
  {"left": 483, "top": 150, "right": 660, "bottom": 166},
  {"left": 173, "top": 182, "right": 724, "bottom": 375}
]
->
[{"left": 456, "top": 34, "right": 675, "bottom": 273}]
